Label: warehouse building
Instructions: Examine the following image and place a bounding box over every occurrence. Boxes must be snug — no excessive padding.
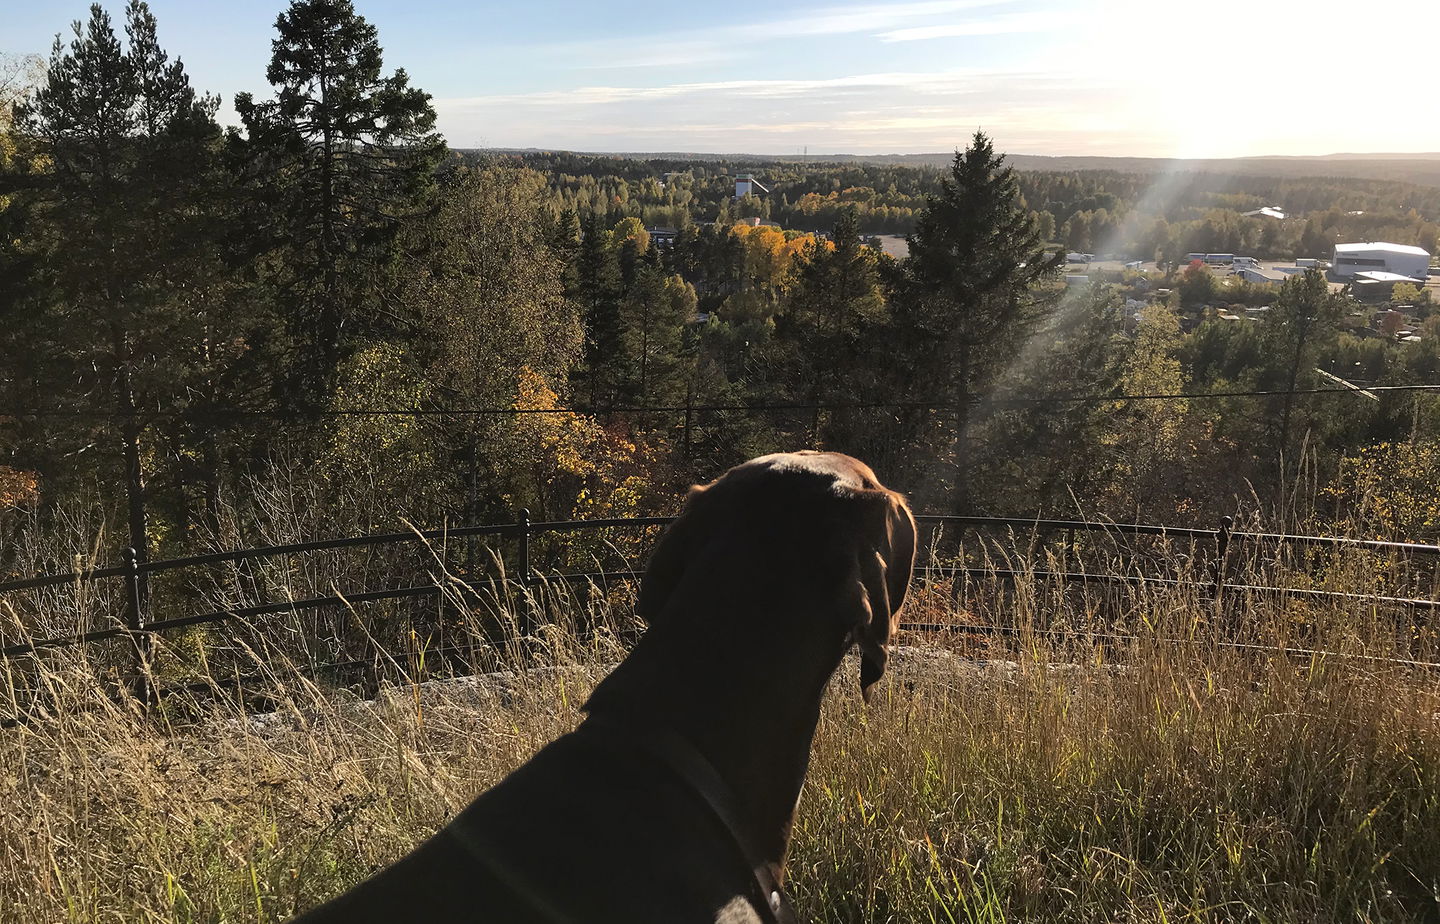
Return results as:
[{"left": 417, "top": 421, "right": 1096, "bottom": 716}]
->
[
  {"left": 1351, "top": 271, "right": 1422, "bottom": 301},
  {"left": 1332, "top": 242, "right": 1431, "bottom": 280},
  {"left": 1233, "top": 267, "right": 1285, "bottom": 284}
]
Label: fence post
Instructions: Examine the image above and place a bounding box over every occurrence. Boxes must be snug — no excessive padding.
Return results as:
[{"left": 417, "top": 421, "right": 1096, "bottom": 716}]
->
[
  {"left": 1212, "top": 515, "right": 1234, "bottom": 620},
  {"left": 517, "top": 508, "right": 534, "bottom": 638},
  {"left": 121, "top": 547, "right": 152, "bottom": 708},
  {"left": 518, "top": 508, "right": 532, "bottom": 585},
  {"left": 466, "top": 439, "right": 478, "bottom": 577},
  {"left": 683, "top": 387, "right": 694, "bottom": 458}
]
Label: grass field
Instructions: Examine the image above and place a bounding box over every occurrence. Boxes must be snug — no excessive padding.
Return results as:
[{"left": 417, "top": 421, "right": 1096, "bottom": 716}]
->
[{"left": 1, "top": 559, "right": 1438, "bottom": 923}]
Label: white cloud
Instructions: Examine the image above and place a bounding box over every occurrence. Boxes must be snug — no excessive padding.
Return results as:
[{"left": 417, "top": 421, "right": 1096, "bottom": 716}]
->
[
  {"left": 440, "top": 69, "right": 1028, "bottom": 109},
  {"left": 877, "top": 10, "right": 1080, "bottom": 41},
  {"left": 521, "top": 0, "right": 1022, "bottom": 72},
  {"left": 737, "top": 0, "right": 1019, "bottom": 39},
  {"left": 432, "top": 66, "right": 1129, "bottom": 154},
  {"left": 575, "top": 42, "right": 742, "bottom": 70}
]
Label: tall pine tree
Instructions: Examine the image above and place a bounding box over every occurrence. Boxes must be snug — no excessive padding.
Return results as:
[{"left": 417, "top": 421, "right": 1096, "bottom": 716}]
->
[
  {"left": 619, "top": 267, "right": 697, "bottom": 407},
  {"left": 5, "top": 1, "right": 228, "bottom": 563},
  {"left": 896, "top": 130, "right": 1064, "bottom": 505},
  {"left": 575, "top": 212, "right": 624, "bottom": 408},
  {"left": 235, "top": 0, "right": 444, "bottom": 408},
  {"left": 775, "top": 208, "right": 888, "bottom": 452}
]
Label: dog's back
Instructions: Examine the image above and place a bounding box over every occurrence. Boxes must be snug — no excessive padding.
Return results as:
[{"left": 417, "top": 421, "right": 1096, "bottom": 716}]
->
[{"left": 294, "top": 728, "right": 774, "bottom": 923}]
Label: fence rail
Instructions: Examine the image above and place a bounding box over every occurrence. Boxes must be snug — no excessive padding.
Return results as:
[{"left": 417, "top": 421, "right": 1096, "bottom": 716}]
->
[{"left": 3, "top": 512, "right": 1439, "bottom": 668}]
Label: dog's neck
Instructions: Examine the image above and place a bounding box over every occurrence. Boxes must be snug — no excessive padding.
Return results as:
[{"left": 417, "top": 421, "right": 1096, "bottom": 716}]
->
[{"left": 584, "top": 592, "right": 852, "bottom": 872}]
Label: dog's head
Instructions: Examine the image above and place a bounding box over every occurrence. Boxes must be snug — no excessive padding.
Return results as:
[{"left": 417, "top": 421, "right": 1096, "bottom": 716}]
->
[{"left": 637, "top": 451, "right": 917, "bottom": 701}]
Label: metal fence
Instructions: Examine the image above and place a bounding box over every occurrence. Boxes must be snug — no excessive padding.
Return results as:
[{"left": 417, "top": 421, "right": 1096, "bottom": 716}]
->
[
  {"left": 5, "top": 512, "right": 1440, "bottom": 667},
  {"left": 0, "top": 511, "right": 665, "bottom": 660}
]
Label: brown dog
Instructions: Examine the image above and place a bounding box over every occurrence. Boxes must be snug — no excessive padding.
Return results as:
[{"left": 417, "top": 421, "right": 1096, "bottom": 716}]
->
[{"left": 291, "top": 451, "right": 916, "bottom": 923}]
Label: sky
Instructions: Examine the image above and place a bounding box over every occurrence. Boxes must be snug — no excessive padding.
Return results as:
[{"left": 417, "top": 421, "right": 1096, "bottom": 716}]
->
[{"left": 5, "top": 0, "right": 1435, "bottom": 158}]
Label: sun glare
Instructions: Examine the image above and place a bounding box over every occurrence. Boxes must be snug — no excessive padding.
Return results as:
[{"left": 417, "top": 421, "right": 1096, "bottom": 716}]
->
[{"left": 1085, "top": 0, "right": 1432, "bottom": 157}]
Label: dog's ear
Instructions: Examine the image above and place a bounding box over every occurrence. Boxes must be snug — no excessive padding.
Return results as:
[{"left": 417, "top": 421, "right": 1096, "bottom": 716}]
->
[
  {"left": 850, "top": 489, "right": 917, "bottom": 702},
  {"left": 636, "top": 485, "right": 708, "bottom": 627}
]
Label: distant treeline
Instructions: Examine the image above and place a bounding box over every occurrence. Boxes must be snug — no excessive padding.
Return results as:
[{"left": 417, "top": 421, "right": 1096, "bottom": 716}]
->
[
  {"left": 475, "top": 148, "right": 1440, "bottom": 187},
  {"left": 457, "top": 150, "right": 1440, "bottom": 260}
]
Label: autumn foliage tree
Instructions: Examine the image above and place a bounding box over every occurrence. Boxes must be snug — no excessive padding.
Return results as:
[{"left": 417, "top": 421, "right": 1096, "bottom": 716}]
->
[{"left": 399, "top": 167, "right": 586, "bottom": 521}]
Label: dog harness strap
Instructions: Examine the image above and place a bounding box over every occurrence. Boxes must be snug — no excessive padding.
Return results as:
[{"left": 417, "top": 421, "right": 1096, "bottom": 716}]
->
[{"left": 576, "top": 716, "right": 797, "bottom": 924}]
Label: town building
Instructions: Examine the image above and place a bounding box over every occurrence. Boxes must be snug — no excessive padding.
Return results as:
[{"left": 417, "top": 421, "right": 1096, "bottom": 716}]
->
[
  {"left": 1332, "top": 242, "right": 1431, "bottom": 280},
  {"left": 1232, "top": 267, "right": 1285, "bottom": 284},
  {"left": 733, "top": 173, "right": 769, "bottom": 198},
  {"left": 1351, "top": 270, "right": 1422, "bottom": 301}
]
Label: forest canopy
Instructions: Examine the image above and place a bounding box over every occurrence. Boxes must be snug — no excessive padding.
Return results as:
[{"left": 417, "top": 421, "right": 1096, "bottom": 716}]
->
[{"left": 4, "top": 1, "right": 1440, "bottom": 580}]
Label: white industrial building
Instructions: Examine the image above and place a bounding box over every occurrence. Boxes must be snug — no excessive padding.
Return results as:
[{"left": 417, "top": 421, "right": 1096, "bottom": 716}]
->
[
  {"left": 1332, "top": 242, "right": 1431, "bottom": 280},
  {"left": 1232, "top": 267, "right": 1285, "bottom": 284},
  {"left": 1351, "top": 271, "right": 1422, "bottom": 301}
]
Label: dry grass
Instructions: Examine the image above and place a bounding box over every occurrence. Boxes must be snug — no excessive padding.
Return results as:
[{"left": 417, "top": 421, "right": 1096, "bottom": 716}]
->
[
  {"left": 800, "top": 646, "right": 1440, "bottom": 923},
  {"left": 1, "top": 554, "right": 1439, "bottom": 922}
]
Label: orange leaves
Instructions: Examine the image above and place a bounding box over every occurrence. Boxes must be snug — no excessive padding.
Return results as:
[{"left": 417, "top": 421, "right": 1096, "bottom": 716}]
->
[
  {"left": 611, "top": 216, "right": 650, "bottom": 254},
  {"left": 0, "top": 466, "right": 38, "bottom": 508},
  {"left": 511, "top": 365, "right": 612, "bottom": 481},
  {"left": 730, "top": 223, "right": 824, "bottom": 291},
  {"left": 504, "top": 366, "right": 664, "bottom": 523}
]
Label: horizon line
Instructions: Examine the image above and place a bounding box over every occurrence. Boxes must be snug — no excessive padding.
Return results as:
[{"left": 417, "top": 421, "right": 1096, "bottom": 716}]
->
[{"left": 460, "top": 147, "right": 1440, "bottom": 161}]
